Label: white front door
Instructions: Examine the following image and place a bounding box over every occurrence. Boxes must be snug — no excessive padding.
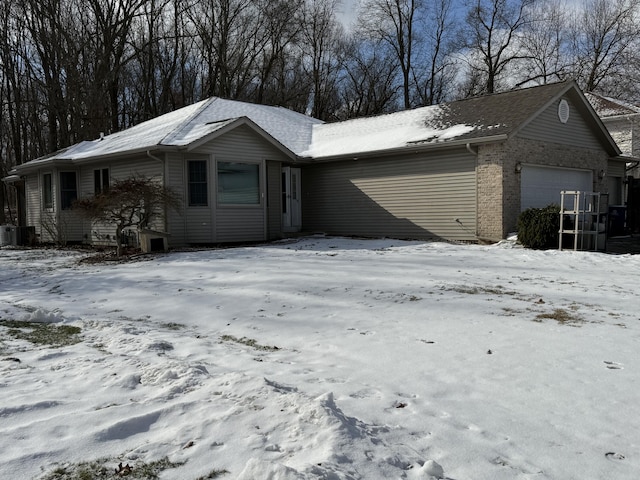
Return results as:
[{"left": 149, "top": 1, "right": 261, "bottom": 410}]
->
[{"left": 282, "top": 166, "right": 302, "bottom": 232}]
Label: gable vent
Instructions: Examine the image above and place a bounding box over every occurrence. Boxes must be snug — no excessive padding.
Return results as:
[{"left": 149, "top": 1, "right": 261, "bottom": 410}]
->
[{"left": 558, "top": 99, "right": 570, "bottom": 124}]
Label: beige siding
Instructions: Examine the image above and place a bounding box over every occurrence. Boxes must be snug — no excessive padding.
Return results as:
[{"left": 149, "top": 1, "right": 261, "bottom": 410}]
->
[
  {"left": 608, "top": 159, "right": 626, "bottom": 178},
  {"left": 192, "top": 125, "right": 289, "bottom": 243},
  {"left": 25, "top": 174, "right": 42, "bottom": 239},
  {"left": 302, "top": 149, "right": 477, "bottom": 241},
  {"left": 166, "top": 152, "right": 188, "bottom": 246},
  {"left": 519, "top": 96, "right": 602, "bottom": 150},
  {"left": 266, "top": 161, "right": 282, "bottom": 240},
  {"left": 25, "top": 168, "right": 84, "bottom": 244},
  {"left": 75, "top": 157, "right": 164, "bottom": 247},
  {"left": 78, "top": 165, "right": 109, "bottom": 245},
  {"left": 216, "top": 208, "right": 265, "bottom": 242},
  {"left": 177, "top": 153, "right": 214, "bottom": 244}
]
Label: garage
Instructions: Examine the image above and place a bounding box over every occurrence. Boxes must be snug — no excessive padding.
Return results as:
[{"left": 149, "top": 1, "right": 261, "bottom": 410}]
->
[{"left": 521, "top": 165, "right": 593, "bottom": 210}]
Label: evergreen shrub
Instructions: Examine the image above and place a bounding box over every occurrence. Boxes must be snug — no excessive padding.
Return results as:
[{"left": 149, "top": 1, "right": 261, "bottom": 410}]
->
[{"left": 517, "top": 204, "right": 560, "bottom": 249}]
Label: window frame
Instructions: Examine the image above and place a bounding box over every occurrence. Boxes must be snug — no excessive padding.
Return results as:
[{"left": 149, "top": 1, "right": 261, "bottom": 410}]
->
[
  {"left": 216, "top": 161, "right": 261, "bottom": 206},
  {"left": 42, "top": 173, "right": 53, "bottom": 210},
  {"left": 188, "top": 160, "right": 209, "bottom": 207},
  {"left": 59, "top": 171, "right": 78, "bottom": 210},
  {"left": 94, "top": 168, "right": 110, "bottom": 194}
]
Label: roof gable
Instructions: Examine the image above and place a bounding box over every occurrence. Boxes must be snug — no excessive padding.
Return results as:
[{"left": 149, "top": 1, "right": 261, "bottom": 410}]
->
[{"left": 585, "top": 92, "right": 640, "bottom": 118}]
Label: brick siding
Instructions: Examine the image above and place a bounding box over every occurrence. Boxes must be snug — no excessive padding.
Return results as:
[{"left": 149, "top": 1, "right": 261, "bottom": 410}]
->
[{"left": 476, "top": 137, "right": 609, "bottom": 241}]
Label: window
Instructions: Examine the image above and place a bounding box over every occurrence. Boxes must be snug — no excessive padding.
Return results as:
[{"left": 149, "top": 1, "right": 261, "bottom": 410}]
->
[
  {"left": 43, "top": 173, "right": 53, "bottom": 209},
  {"left": 94, "top": 168, "right": 109, "bottom": 194},
  {"left": 59, "top": 172, "right": 77, "bottom": 210},
  {"left": 217, "top": 162, "right": 260, "bottom": 205},
  {"left": 188, "top": 160, "right": 208, "bottom": 206}
]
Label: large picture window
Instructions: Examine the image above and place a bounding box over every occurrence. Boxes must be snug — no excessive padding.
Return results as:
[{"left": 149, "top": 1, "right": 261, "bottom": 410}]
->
[
  {"left": 43, "top": 173, "right": 53, "bottom": 209},
  {"left": 59, "top": 172, "right": 77, "bottom": 210},
  {"left": 188, "top": 160, "right": 208, "bottom": 206},
  {"left": 217, "top": 162, "right": 260, "bottom": 205}
]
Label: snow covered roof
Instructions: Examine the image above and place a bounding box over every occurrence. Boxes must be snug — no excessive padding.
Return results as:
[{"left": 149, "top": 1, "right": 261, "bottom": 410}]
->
[
  {"left": 304, "top": 81, "right": 597, "bottom": 159},
  {"left": 28, "top": 97, "right": 323, "bottom": 163},
  {"left": 303, "top": 105, "right": 476, "bottom": 158},
  {"left": 12, "top": 80, "right": 617, "bottom": 170},
  {"left": 585, "top": 92, "right": 640, "bottom": 118}
]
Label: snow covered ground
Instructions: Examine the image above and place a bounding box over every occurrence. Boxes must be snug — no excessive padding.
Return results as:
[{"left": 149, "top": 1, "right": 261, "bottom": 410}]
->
[{"left": 0, "top": 237, "right": 638, "bottom": 480}]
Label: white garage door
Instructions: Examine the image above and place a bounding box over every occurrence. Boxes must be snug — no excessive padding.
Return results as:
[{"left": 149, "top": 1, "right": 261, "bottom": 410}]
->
[{"left": 521, "top": 165, "right": 592, "bottom": 210}]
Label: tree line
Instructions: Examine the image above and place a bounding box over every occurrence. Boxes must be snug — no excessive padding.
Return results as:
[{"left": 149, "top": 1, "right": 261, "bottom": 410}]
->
[{"left": 1, "top": 0, "right": 639, "bottom": 221}]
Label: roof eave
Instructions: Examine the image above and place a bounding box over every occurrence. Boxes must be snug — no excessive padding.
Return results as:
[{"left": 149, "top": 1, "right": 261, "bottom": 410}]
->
[
  {"left": 601, "top": 112, "right": 640, "bottom": 122},
  {"left": 307, "top": 134, "right": 509, "bottom": 162},
  {"left": 11, "top": 145, "right": 181, "bottom": 174}
]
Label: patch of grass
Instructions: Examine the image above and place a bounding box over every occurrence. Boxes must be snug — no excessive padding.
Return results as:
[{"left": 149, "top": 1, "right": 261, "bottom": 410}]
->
[
  {"left": 534, "top": 308, "right": 584, "bottom": 326},
  {"left": 1, "top": 320, "right": 81, "bottom": 347},
  {"left": 220, "top": 334, "right": 280, "bottom": 351},
  {"left": 442, "top": 285, "right": 518, "bottom": 296},
  {"left": 162, "top": 322, "right": 185, "bottom": 330},
  {"left": 195, "top": 469, "right": 230, "bottom": 479},
  {"left": 41, "top": 457, "right": 184, "bottom": 480}
]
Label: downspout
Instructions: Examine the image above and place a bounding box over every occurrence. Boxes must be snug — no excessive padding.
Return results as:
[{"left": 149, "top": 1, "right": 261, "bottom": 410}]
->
[
  {"left": 145, "top": 150, "right": 169, "bottom": 233},
  {"left": 466, "top": 143, "right": 479, "bottom": 239}
]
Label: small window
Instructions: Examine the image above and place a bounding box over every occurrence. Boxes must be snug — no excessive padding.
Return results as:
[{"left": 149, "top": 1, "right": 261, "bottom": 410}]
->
[
  {"left": 188, "top": 160, "right": 208, "bottom": 206},
  {"left": 94, "top": 168, "right": 109, "bottom": 194},
  {"left": 43, "top": 173, "right": 53, "bottom": 209},
  {"left": 59, "top": 172, "right": 77, "bottom": 210},
  {"left": 217, "top": 162, "right": 260, "bottom": 205}
]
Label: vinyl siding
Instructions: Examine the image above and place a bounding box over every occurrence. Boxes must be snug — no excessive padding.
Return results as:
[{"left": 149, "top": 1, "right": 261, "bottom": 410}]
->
[
  {"left": 25, "top": 174, "right": 42, "bottom": 239},
  {"left": 608, "top": 159, "right": 626, "bottom": 178},
  {"left": 519, "top": 97, "right": 602, "bottom": 150},
  {"left": 76, "top": 158, "right": 164, "bottom": 246},
  {"left": 302, "top": 149, "right": 477, "bottom": 241},
  {"left": 192, "top": 125, "right": 289, "bottom": 243},
  {"left": 266, "top": 160, "right": 282, "bottom": 240},
  {"left": 166, "top": 152, "right": 188, "bottom": 246},
  {"left": 215, "top": 208, "right": 265, "bottom": 242},
  {"left": 25, "top": 169, "right": 84, "bottom": 243},
  {"left": 177, "top": 153, "right": 214, "bottom": 244}
]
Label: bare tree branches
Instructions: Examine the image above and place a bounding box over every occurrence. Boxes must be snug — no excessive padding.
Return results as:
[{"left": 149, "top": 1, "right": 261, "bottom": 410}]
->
[
  {"left": 569, "top": 0, "right": 640, "bottom": 93},
  {"left": 460, "top": 0, "right": 535, "bottom": 95},
  {"left": 1, "top": 0, "right": 640, "bottom": 216}
]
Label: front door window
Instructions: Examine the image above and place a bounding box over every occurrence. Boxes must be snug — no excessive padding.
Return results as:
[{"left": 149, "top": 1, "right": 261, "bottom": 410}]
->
[{"left": 282, "top": 166, "right": 301, "bottom": 231}]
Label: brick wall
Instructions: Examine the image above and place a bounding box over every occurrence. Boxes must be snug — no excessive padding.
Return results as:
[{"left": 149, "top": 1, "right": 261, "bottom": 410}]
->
[{"left": 476, "top": 137, "right": 609, "bottom": 241}]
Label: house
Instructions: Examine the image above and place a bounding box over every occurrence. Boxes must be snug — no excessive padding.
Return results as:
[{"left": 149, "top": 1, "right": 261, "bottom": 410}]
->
[
  {"left": 4, "top": 80, "right": 629, "bottom": 247},
  {"left": 586, "top": 92, "right": 640, "bottom": 232},
  {"left": 586, "top": 92, "right": 640, "bottom": 160}
]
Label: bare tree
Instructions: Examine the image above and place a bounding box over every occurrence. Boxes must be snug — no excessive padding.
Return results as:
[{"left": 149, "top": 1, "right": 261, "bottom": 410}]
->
[
  {"left": 568, "top": 0, "right": 640, "bottom": 93},
  {"left": 338, "top": 38, "right": 401, "bottom": 118},
  {"left": 460, "top": 0, "right": 534, "bottom": 95},
  {"left": 253, "top": 0, "right": 304, "bottom": 105},
  {"left": 413, "top": 0, "right": 458, "bottom": 105},
  {"left": 84, "top": 0, "right": 146, "bottom": 136},
  {"left": 512, "top": 0, "right": 570, "bottom": 87},
  {"left": 358, "top": 0, "right": 421, "bottom": 109},
  {"left": 187, "top": 0, "right": 262, "bottom": 99},
  {"left": 300, "top": 0, "right": 346, "bottom": 119}
]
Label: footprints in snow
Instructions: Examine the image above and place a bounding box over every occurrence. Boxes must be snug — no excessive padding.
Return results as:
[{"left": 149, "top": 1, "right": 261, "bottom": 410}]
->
[{"left": 604, "top": 360, "right": 624, "bottom": 370}]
